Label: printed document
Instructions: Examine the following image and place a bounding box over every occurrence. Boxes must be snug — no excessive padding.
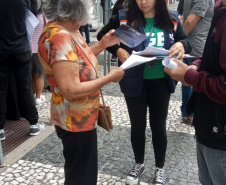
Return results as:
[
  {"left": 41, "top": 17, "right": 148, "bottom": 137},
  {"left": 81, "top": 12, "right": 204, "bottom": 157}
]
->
[
  {"left": 114, "top": 24, "right": 147, "bottom": 48},
  {"left": 120, "top": 55, "right": 156, "bottom": 70},
  {"left": 132, "top": 46, "right": 191, "bottom": 58}
]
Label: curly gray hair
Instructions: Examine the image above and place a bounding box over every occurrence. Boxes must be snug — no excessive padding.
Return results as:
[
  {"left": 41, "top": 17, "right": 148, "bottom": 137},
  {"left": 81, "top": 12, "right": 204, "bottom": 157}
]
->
[{"left": 41, "top": 0, "right": 91, "bottom": 25}]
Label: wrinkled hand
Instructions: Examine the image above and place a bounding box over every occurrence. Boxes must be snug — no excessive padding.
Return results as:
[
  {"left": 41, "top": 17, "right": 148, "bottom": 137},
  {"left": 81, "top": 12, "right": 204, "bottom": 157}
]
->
[
  {"left": 168, "top": 42, "right": 185, "bottom": 59},
  {"left": 116, "top": 48, "right": 130, "bottom": 63},
  {"left": 108, "top": 67, "right": 125, "bottom": 83},
  {"left": 100, "top": 29, "right": 120, "bottom": 48},
  {"left": 164, "top": 58, "right": 190, "bottom": 82}
]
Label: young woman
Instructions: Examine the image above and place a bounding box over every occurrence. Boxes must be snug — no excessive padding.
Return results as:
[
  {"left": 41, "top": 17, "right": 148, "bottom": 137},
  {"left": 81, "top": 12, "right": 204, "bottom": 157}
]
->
[
  {"left": 31, "top": 0, "right": 46, "bottom": 104},
  {"left": 97, "top": 0, "right": 191, "bottom": 184}
]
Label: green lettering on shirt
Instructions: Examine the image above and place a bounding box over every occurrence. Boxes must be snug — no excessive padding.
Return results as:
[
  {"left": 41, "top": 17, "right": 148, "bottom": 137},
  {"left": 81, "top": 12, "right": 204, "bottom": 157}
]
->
[{"left": 143, "top": 18, "right": 166, "bottom": 79}]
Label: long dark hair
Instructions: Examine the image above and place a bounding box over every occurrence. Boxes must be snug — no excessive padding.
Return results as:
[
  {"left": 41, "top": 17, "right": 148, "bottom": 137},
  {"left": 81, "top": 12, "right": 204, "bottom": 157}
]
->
[
  {"left": 31, "top": 0, "right": 42, "bottom": 17},
  {"left": 127, "top": 0, "right": 174, "bottom": 30}
]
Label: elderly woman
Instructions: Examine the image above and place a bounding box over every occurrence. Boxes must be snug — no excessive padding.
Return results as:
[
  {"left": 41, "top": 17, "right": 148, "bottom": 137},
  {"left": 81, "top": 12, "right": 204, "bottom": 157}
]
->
[{"left": 38, "top": 0, "right": 124, "bottom": 184}]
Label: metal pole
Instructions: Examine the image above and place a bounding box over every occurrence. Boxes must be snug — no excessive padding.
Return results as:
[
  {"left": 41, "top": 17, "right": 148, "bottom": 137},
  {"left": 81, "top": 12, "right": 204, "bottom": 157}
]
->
[
  {"left": 103, "top": 0, "right": 112, "bottom": 75},
  {"left": 97, "top": 1, "right": 101, "bottom": 26},
  {"left": 104, "top": 50, "right": 107, "bottom": 75},
  {"left": 107, "top": 51, "right": 111, "bottom": 72},
  {"left": 0, "top": 140, "right": 4, "bottom": 167}
]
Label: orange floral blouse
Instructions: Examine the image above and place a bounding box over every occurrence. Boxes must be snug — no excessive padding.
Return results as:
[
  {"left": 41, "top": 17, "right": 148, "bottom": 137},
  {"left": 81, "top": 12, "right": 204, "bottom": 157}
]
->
[{"left": 38, "top": 22, "right": 99, "bottom": 132}]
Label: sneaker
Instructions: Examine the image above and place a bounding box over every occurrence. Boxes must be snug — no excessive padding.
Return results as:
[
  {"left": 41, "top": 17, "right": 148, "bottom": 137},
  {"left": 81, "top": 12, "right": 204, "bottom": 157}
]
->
[
  {"left": 154, "top": 167, "right": 166, "bottom": 185},
  {"left": 35, "top": 95, "right": 46, "bottom": 105},
  {"left": 89, "top": 28, "right": 97, "bottom": 32},
  {"left": 30, "top": 122, "right": 45, "bottom": 136},
  {"left": 0, "top": 129, "right": 5, "bottom": 141},
  {"left": 182, "top": 117, "right": 193, "bottom": 126},
  {"left": 125, "top": 163, "right": 145, "bottom": 185}
]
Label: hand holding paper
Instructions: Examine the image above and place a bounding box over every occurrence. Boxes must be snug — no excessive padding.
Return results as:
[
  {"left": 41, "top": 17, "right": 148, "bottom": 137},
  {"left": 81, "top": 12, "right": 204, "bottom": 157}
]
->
[
  {"left": 162, "top": 57, "right": 177, "bottom": 69},
  {"left": 132, "top": 46, "right": 193, "bottom": 58},
  {"left": 164, "top": 58, "right": 190, "bottom": 82}
]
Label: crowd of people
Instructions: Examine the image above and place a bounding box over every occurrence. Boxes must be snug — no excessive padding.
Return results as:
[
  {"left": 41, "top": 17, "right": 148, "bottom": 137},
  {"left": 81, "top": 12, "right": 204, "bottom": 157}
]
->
[{"left": 0, "top": 0, "right": 225, "bottom": 185}]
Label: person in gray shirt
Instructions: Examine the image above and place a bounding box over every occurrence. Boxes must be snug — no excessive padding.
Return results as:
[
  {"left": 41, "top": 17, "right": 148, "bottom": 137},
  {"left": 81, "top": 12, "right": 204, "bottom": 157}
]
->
[{"left": 181, "top": 0, "right": 214, "bottom": 124}]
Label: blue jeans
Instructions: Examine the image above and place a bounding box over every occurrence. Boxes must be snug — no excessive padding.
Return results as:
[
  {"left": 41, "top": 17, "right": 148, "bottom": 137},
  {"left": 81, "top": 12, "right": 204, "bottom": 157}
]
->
[
  {"left": 181, "top": 58, "right": 195, "bottom": 117},
  {"left": 197, "top": 141, "right": 226, "bottom": 185}
]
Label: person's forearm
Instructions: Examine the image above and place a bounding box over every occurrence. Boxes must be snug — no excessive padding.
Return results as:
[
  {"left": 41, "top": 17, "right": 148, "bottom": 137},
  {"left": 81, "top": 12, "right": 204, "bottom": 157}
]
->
[
  {"left": 90, "top": 40, "right": 106, "bottom": 56},
  {"left": 184, "top": 70, "right": 226, "bottom": 104},
  {"left": 62, "top": 75, "right": 112, "bottom": 100},
  {"left": 174, "top": 21, "right": 191, "bottom": 54},
  {"left": 179, "top": 15, "right": 184, "bottom": 24},
  {"left": 183, "top": 14, "right": 201, "bottom": 35},
  {"left": 190, "top": 57, "right": 202, "bottom": 69},
  {"left": 53, "top": 61, "right": 114, "bottom": 100}
]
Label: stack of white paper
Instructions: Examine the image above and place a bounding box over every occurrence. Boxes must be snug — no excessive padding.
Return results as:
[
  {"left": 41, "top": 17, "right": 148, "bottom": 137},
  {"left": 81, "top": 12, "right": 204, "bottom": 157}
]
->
[
  {"left": 132, "top": 46, "right": 192, "bottom": 58},
  {"left": 132, "top": 46, "right": 168, "bottom": 57},
  {"left": 120, "top": 55, "right": 156, "bottom": 70},
  {"left": 120, "top": 46, "right": 193, "bottom": 70}
]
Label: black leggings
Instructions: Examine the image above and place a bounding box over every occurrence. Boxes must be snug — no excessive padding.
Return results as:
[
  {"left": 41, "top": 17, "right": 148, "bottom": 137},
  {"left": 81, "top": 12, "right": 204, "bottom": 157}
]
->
[{"left": 125, "top": 78, "right": 170, "bottom": 168}]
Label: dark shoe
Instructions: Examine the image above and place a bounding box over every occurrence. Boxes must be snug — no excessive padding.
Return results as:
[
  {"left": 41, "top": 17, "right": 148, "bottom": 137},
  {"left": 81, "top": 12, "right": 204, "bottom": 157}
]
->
[
  {"left": 111, "top": 58, "right": 117, "bottom": 62},
  {"left": 0, "top": 129, "right": 5, "bottom": 141},
  {"left": 125, "top": 163, "right": 145, "bottom": 185},
  {"left": 183, "top": 117, "right": 193, "bottom": 125},
  {"left": 111, "top": 58, "right": 118, "bottom": 66},
  {"left": 89, "top": 28, "right": 97, "bottom": 32},
  {"left": 154, "top": 167, "right": 166, "bottom": 185}
]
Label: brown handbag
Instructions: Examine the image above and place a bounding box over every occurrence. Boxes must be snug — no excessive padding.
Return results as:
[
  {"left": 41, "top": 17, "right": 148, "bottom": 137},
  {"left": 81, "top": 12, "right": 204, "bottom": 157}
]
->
[
  {"left": 70, "top": 33, "right": 113, "bottom": 131},
  {"left": 97, "top": 90, "right": 113, "bottom": 131}
]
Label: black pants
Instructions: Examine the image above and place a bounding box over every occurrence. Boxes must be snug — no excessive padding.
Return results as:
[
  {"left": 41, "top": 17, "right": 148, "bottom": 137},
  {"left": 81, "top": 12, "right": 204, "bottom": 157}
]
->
[
  {"left": 0, "top": 51, "right": 38, "bottom": 129},
  {"left": 79, "top": 24, "right": 90, "bottom": 44},
  {"left": 125, "top": 78, "right": 170, "bottom": 168},
  {"left": 55, "top": 126, "right": 98, "bottom": 185}
]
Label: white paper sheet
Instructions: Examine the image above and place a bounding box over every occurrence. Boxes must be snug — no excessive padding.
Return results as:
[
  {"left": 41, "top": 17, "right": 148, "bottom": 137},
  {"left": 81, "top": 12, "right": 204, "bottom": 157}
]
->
[
  {"left": 133, "top": 46, "right": 168, "bottom": 56},
  {"left": 25, "top": 10, "right": 39, "bottom": 44},
  {"left": 162, "top": 57, "right": 177, "bottom": 69},
  {"left": 120, "top": 55, "right": 156, "bottom": 70},
  {"left": 132, "top": 46, "right": 192, "bottom": 58}
]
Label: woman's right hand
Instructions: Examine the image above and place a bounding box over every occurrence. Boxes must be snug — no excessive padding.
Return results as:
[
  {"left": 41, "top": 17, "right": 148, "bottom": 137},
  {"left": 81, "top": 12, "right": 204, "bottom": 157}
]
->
[
  {"left": 116, "top": 48, "right": 130, "bottom": 63},
  {"left": 107, "top": 67, "right": 125, "bottom": 83}
]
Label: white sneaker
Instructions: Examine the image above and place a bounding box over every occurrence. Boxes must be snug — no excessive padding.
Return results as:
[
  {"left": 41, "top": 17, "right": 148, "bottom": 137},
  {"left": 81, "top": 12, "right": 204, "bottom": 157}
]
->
[
  {"left": 35, "top": 95, "right": 45, "bottom": 105},
  {"left": 30, "top": 122, "right": 45, "bottom": 136},
  {"left": 125, "top": 163, "right": 145, "bottom": 185}
]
